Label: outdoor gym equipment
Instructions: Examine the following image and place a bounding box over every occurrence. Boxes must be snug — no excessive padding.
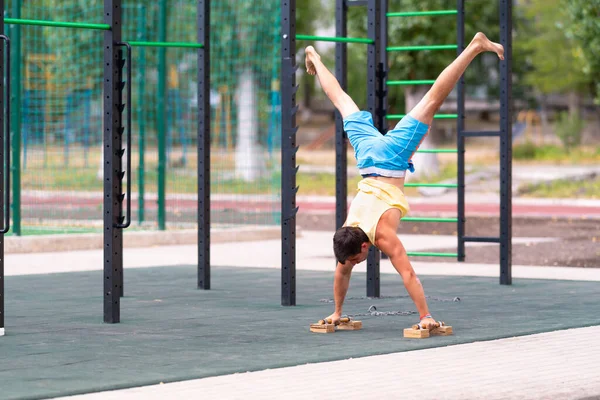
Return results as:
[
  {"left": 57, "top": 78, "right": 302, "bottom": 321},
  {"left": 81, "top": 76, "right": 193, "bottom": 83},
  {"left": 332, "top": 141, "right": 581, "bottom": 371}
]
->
[
  {"left": 0, "top": 0, "right": 210, "bottom": 333},
  {"left": 281, "top": 0, "right": 513, "bottom": 306}
]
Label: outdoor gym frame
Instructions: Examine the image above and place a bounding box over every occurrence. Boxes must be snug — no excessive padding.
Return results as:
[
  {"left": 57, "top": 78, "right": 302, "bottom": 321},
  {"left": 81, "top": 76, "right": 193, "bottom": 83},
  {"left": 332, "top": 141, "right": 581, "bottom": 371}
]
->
[
  {"left": 280, "top": 0, "right": 513, "bottom": 305},
  {"left": 0, "top": 0, "right": 210, "bottom": 333}
]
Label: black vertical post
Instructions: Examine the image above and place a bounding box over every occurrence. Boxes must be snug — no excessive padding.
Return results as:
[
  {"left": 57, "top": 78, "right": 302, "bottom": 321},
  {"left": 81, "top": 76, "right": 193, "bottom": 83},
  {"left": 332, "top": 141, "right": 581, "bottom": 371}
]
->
[
  {"left": 380, "top": 0, "right": 388, "bottom": 133},
  {"left": 281, "top": 0, "right": 298, "bottom": 306},
  {"left": 499, "top": 0, "right": 512, "bottom": 285},
  {"left": 197, "top": 0, "right": 210, "bottom": 289},
  {"left": 366, "top": 0, "right": 381, "bottom": 298},
  {"left": 0, "top": 0, "right": 5, "bottom": 337},
  {"left": 104, "top": 0, "right": 124, "bottom": 323},
  {"left": 456, "top": 0, "right": 466, "bottom": 262},
  {"left": 335, "top": 0, "right": 348, "bottom": 231}
]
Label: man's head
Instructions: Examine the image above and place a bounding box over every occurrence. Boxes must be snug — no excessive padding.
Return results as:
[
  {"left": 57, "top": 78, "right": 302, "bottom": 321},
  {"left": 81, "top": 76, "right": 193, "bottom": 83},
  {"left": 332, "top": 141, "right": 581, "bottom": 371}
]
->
[{"left": 333, "top": 226, "right": 371, "bottom": 265}]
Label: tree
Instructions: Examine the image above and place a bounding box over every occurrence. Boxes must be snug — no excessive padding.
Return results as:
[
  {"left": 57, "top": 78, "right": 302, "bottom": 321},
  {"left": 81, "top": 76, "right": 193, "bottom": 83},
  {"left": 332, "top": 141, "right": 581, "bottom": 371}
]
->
[
  {"left": 564, "top": 0, "right": 600, "bottom": 104},
  {"left": 517, "top": 0, "right": 590, "bottom": 117}
]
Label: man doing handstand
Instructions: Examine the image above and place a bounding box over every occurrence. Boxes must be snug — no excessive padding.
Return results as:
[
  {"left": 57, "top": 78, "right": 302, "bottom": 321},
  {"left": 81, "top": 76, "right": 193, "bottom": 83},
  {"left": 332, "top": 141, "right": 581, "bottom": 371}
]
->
[{"left": 305, "top": 32, "right": 504, "bottom": 330}]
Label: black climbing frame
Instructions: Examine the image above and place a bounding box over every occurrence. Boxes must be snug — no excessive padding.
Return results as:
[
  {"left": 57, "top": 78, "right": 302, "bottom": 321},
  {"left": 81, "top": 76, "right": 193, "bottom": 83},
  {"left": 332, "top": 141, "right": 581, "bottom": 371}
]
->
[
  {"left": 365, "top": 0, "right": 383, "bottom": 297},
  {"left": 103, "top": 0, "right": 125, "bottom": 323},
  {"left": 281, "top": 0, "right": 381, "bottom": 304},
  {"left": 103, "top": 0, "right": 210, "bottom": 323},
  {"left": 281, "top": 0, "right": 299, "bottom": 306},
  {"left": 281, "top": 0, "right": 513, "bottom": 301},
  {"left": 0, "top": 0, "right": 9, "bottom": 336},
  {"left": 197, "top": 0, "right": 211, "bottom": 290}
]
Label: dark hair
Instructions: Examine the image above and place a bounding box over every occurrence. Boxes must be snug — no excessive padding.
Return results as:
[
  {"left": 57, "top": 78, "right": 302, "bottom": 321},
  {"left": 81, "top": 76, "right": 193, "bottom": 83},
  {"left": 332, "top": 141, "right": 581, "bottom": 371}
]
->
[{"left": 333, "top": 226, "right": 370, "bottom": 264}]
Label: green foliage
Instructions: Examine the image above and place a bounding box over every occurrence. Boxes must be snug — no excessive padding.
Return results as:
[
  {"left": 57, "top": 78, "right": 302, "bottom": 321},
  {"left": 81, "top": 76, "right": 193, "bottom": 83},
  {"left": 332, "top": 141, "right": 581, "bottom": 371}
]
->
[
  {"left": 564, "top": 0, "right": 600, "bottom": 103},
  {"left": 517, "top": 0, "right": 589, "bottom": 95},
  {"left": 554, "top": 111, "right": 585, "bottom": 149},
  {"left": 512, "top": 142, "right": 599, "bottom": 163},
  {"left": 521, "top": 176, "right": 600, "bottom": 199},
  {"left": 512, "top": 141, "right": 538, "bottom": 160}
]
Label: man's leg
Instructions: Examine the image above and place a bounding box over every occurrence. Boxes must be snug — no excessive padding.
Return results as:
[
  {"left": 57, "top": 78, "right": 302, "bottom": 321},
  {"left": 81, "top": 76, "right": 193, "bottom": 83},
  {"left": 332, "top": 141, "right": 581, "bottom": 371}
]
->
[
  {"left": 409, "top": 32, "right": 504, "bottom": 125},
  {"left": 305, "top": 46, "right": 360, "bottom": 119}
]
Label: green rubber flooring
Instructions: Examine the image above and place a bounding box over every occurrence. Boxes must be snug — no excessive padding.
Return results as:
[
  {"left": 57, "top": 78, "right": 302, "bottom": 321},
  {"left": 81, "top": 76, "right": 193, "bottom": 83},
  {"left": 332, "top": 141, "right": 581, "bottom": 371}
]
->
[{"left": 1, "top": 265, "right": 599, "bottom": 400}]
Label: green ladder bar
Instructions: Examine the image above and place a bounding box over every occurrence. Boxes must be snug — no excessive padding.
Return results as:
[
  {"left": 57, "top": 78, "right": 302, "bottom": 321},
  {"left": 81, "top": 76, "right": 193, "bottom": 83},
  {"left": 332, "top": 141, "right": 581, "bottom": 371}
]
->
[
  {"left": 5, "top": 17, "right": 110, "bottom": 30},
  {"left": 387, "top": 10, "right": 457, "bottom": 17},
  {"left": 387, "top": 44, "right": 457, "bottom": 52},
  {"left": 388, "top": 80, "right": 436, "bottom": 86},
  {"left": 407, "top": 252, "right": 458, "bottom": 257},
  {"left": 296, "top": 34, "right": 374, "bottom": 44},
  {"left": 128, "top": 41, "right": 203, "bottom": 49},
  {"left": 387, "top": 114, "right": 458, "bottom": 120},
  {"left": 403, "top": 217, "right": 458, "bottom": 223},
  {"left": 404, "top": 183, "right": 458, "bottom": 188}
]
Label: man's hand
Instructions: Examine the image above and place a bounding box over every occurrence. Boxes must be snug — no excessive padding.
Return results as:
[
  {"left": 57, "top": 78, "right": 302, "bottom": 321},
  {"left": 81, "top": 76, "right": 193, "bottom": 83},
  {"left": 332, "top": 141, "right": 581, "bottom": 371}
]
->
[
  {"left": 325, "top": 312, "right": 342, "bottom": 325},
  {"left": 419, "top": 317, "right": 438, "bottom": 330}
]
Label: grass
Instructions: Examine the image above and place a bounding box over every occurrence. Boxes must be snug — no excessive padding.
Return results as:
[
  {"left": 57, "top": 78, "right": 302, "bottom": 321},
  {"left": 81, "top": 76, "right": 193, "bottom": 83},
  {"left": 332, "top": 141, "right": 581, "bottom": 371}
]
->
[
  {"left": 520, "top": 176, "right": 600, "bottom": 199},
  {"left": 513, "top": 143, "right": 600, "bottom": 164}
]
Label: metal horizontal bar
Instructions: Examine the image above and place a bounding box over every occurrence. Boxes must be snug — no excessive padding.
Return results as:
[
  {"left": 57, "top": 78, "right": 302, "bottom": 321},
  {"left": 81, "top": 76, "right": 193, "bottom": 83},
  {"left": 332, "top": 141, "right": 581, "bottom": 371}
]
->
[
  {"left": 404, "top": 183, "right": 458, "bottom": 188},
  {"left": 462, "top": 130, "right": 501, "bottom": 137},
  {"left": 347, "top": 0, "right": 368, "bottom": 6},
  {"left": 128, "top": 41, "right": 203, "bottom": 49},
  {"left": 5, "top": 17, "right": 110, "bottom": 30},
  {"left": 463, "top": 236, "right": 501, "bottom": 243},
  {"left": 296, "top": 34, "right": 373, "bottom": 44},
  {"left": 387, "top": 114, "right": 458, "bottom": 120},
  {"left": 387, "top": 10, "right": 458, "bottom": 17},
  {"left": 387, "top": 80, "right": 436, "bottom": 86},
  {"left": 407, "top": 252, "right": 458, "bottom": 257},
  {"left": 403, "top": 217, "right": 458, "bottom": 223},
  {"left": 387, "top": 44, "right": 458, "bottom": 52},
  {"left": 416, "top": 149, "right": 458, "bottom": 153}
]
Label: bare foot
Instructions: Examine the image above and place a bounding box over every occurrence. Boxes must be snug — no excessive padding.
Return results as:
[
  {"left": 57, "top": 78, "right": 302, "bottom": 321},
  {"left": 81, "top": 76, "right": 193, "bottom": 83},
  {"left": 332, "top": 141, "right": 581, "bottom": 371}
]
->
[
  {"left": 471, "top": 32, "right": 504, "bottom": 60},
  {"left": 325, "top": 312, "right": 341, "bottom": 325},
  {"left": 305, "top": 45, "right": 321, "bottom": 75}
]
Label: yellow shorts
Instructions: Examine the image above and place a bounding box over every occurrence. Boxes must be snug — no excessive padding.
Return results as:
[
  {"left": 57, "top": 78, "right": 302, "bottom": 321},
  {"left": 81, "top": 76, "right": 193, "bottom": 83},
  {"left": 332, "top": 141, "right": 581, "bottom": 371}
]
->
[{"left": 345, "top": 178, "right": 410, "bottom": 244}]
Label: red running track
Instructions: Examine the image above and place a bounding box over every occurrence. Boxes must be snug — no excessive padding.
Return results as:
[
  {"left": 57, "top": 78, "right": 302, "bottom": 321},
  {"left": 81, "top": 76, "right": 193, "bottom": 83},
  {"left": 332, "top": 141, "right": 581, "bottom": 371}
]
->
[{"left": 21, "top": 195, "right": 600, "bottom": 218}]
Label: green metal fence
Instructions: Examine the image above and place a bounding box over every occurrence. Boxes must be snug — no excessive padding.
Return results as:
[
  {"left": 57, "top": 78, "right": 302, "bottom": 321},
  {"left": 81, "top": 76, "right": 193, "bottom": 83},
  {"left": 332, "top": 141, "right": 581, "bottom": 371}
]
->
[{"left": 4, "top": 0, "right": 281, "bottom": 236}]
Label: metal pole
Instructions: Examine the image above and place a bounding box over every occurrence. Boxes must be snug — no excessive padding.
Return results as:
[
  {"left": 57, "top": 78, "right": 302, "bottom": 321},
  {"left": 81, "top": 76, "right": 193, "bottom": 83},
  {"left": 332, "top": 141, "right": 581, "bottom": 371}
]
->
[
  {"left": 0, "top": 0, "right": 5, "bottom": 336},
  {"left": 281, "top": 0, "right": 298, "bottom": 306},
  {"left": 499, "top": 0, "right": 513, "bottom": 285},
  {"left": 366, "top": 0, "right": 381, "bottom": 298},
  {"left": 137, "top": 4, "right": 146, "bottom": 225},
  {"left": 335, "top": 0, "right": 347, "bottom": 231},
  {"left": 10, "top": 0, "right": 20, "bottom": 236},
  {"left": 103, "top": 0, "right": 124, "bottom": 323},
  {"left": 197, "top": 0, "right": 210, "bottom": 290},
  {"left": 157, "top": 0, "right": 167, "bottom": 230},
  {"left": 380, "top": 0, "right": 388, "bottom": 133},
  {"left": 456, "top": 0, "right": 466, "bottom": 262}
]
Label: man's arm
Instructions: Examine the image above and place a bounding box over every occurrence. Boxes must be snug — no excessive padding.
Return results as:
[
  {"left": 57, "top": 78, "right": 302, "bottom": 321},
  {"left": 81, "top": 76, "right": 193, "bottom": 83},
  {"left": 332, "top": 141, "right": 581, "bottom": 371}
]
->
[
  {"left": 330, "top": 262, "right": 353, "bottom": 321},
  {"left": 376, "top": 230, "right": 431, "bottom": 318}
]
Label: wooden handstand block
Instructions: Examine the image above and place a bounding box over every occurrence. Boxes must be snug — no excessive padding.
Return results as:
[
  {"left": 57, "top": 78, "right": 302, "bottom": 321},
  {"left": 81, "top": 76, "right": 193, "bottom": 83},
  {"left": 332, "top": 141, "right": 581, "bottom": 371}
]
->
[
  {"left": 310, "top": 323, "right": 335, "bottom": 333},
  {"left": 309, "top": 317, "right": 362, "bottom": 333},
  {"left": 404, "top": 322, "right": 453, "bottom": 339},
  {"left": 336, "top": 320, "right": 362, "bottom": 331}
]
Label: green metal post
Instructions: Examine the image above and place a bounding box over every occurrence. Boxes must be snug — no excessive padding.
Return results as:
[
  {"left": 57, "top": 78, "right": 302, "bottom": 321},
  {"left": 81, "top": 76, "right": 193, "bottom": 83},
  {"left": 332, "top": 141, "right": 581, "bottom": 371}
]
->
[
  {"left": 10, "top": 0, "right": 21, "bottom": 236},
  {"left": 157, "top": 0, "right": 167, "bottom": 230},
  {"left": 136, "top": 5, "right": 146, "bottom": 225}
]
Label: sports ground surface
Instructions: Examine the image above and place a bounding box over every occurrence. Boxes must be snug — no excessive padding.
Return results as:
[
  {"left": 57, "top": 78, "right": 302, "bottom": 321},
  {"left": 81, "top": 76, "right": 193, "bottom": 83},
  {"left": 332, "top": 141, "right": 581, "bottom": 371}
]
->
[{"left": 2, "top": 226, "right": 600, "bottom": 400}]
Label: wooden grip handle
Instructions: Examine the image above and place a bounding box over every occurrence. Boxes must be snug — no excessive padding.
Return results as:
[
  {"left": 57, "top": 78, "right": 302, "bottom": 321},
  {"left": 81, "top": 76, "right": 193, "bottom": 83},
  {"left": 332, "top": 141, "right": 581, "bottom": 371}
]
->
[
  {"left": 412, "top": 321, "right": 443, "bottom": 330},
  {"left": 319, "top": 317, "right": 351, "bottom": 325}
]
